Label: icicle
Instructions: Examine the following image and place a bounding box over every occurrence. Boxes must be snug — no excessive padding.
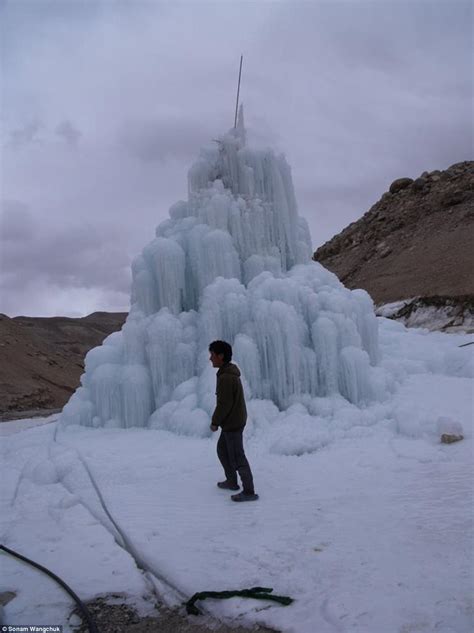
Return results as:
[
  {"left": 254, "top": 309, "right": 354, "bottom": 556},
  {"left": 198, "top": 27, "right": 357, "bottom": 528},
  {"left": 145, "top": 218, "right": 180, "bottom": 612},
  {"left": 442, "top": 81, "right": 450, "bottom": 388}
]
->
[{"left": 60, "top": 110, "right": 383, "bottom": 430}]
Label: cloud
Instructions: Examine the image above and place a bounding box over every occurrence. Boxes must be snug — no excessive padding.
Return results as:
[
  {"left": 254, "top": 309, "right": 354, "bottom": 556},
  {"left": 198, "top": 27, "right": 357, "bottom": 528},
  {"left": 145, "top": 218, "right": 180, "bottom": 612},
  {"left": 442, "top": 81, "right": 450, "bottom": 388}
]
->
[
  {"left": 1, "top": 0, "right": 472, "bottom": 316},
  {"left": 0, "top": 278, "right": 129, "bottom": 318},
  {"left": 9, "top": 120, "right": 43, "bottom": 147},
  {"left": 55, "top": 120, "right": 82, "bottom": 146},
  {"left": 119, "top": 117, "right": 215, "bottom": 164},
  {"left": 0, "top": 197, "right": 131, "bottom": 316},
  {"left": 1, "top": 212, "right": 130, "bottom": 288},
  {"left": 0, "top": 199, "right": 34, "bottom": 240}
]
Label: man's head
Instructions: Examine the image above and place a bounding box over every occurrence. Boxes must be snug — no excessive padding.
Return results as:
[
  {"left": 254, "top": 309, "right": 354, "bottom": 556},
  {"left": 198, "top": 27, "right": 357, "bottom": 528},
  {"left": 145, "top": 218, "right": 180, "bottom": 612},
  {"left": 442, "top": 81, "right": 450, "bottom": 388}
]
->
[{"left": 209, "top": 340, "right": 232, "bottom": 368}]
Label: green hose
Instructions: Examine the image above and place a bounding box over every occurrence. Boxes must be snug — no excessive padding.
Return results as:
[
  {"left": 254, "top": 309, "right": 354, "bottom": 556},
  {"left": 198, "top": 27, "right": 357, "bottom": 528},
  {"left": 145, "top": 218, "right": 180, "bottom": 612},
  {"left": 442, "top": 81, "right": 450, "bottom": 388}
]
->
[{"left": 185, "top": 585, "right": 294, "bottom": 615}]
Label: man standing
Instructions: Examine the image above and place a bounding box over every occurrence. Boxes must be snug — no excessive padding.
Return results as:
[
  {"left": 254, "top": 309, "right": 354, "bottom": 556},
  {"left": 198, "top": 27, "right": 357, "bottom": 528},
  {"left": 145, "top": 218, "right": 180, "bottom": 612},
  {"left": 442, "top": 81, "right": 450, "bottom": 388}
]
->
[{"left": 209, "top": 340, "right": 258, "bottom": 502}]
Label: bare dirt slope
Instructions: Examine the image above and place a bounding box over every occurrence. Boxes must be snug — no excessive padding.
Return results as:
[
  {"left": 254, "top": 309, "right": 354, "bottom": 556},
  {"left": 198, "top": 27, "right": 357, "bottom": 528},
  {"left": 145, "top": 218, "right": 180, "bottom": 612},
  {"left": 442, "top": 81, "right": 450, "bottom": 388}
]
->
[
  {"left": 313, "top": 161, "right": 474, "bottom": 305},
  {"left": 0, "top": 312, "right": 126, "bottom": 419}
]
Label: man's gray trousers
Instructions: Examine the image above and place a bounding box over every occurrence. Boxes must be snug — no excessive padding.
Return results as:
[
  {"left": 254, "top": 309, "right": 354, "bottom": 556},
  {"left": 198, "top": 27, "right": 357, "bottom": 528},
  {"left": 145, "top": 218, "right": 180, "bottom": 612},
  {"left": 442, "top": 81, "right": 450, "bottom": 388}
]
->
[{"left": 217, "top": 429, "right": 254, "bottom": 495}]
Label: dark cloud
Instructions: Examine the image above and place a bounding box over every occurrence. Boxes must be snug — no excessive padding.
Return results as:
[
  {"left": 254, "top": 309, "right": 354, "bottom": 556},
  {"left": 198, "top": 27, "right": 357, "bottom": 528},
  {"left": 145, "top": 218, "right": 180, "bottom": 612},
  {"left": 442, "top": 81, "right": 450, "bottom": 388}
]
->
[
  {"left": 0, "top": 199, "right": 131, "bottom": 315},
  {"left": 9, "top": 120, "right": 43, "bottom": 147},
  {"left": 55, "top": 120, "right": 82, "bottom": 147},
  {"left": 1, "top": 0, "right": 472, "bottom": 315},
  {"left": 1, "top": 213, "right": 130, "bottom": 290}
]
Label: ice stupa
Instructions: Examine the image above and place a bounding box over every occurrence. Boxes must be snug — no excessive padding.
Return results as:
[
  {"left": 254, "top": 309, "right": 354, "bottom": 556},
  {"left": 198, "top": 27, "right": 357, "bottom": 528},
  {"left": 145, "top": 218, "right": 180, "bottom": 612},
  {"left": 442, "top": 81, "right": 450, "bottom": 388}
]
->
[{"left": 61, "top": 108, "right": 383, "bottom": 432}]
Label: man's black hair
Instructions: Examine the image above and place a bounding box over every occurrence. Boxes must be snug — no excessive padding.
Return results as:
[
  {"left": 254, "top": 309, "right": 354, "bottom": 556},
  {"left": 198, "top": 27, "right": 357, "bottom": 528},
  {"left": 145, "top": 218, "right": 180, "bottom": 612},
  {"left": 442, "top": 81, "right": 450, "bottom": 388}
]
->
[{"left": 209, "top": 340, "right": 232, "bottom": 363}]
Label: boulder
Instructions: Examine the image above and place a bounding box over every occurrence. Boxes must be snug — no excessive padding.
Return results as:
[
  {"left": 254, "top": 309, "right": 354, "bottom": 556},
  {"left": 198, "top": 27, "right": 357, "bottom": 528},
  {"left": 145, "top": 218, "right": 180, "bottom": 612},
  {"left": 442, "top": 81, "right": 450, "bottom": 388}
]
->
[
  {"left": 438, "top": 417, "right": 464, "bottom": 443},
  {"left": 412, "top": 177, "right": 428, "bottom": 193},
  {"left": 389, "top": 177, "right": 414, "bottom": 194},
  {"left": 441, "top": 433, "right": 464, "bottom": 444}
]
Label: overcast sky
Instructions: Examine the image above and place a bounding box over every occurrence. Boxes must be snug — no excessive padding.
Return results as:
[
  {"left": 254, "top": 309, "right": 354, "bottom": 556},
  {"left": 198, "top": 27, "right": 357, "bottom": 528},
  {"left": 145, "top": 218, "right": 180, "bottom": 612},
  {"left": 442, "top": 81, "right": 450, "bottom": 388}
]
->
[{"left": 1, "top": 0, "right": 472, "bottom": 317}]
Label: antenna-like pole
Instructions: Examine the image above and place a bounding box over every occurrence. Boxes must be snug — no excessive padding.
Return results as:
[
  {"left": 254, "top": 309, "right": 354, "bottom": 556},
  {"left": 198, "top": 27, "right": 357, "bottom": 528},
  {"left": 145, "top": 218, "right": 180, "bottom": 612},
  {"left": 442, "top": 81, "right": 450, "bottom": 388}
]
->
[{"left": 234, "top": 55, "right": 243, "bottom": 128}]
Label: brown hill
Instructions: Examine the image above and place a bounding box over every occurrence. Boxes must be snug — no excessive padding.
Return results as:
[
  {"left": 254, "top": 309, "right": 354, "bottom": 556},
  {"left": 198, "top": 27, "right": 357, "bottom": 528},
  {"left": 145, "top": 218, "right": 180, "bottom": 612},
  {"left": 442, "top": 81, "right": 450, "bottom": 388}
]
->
[
  {"left": 313, "top": 161, "right": 474, "bottom": 310},
  {"left": 0, "top": 312, "right": 126, "bottom": 419}
]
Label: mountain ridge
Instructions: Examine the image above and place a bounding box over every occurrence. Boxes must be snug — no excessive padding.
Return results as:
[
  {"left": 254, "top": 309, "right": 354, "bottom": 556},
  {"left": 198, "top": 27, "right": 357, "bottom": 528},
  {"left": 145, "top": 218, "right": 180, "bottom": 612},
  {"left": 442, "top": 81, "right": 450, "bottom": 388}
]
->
[{"left": 313, "top": 161, "right": 474, "bottom": 307}]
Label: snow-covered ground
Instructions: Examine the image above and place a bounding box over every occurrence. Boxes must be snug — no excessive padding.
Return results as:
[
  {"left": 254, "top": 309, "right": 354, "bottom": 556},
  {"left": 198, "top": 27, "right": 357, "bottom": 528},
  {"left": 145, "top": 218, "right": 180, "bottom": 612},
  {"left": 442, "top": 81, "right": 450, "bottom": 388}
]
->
[{"left": 1, "top": 319, "right": 473, "bottom": 633}]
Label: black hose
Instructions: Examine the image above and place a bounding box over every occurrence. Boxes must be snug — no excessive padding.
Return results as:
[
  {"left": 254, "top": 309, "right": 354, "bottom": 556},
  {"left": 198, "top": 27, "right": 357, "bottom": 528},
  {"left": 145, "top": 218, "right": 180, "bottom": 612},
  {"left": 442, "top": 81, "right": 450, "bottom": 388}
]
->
[
  {"left": 185, "top": 586, "right": 294, "bottom": 615},
  {"left": 0, "top": 544, "right": 99, "bottom": 633}
]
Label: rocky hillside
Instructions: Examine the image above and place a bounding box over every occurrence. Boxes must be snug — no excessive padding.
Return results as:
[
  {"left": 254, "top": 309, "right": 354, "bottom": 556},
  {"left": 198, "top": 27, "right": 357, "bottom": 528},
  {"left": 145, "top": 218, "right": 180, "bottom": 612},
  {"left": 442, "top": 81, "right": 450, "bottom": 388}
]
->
[
  {"left": 0, "top": 312, "right": 126, "bottom": 419},
  {"left": 313, "top": 161, "right": 474, "bottom": 322}
]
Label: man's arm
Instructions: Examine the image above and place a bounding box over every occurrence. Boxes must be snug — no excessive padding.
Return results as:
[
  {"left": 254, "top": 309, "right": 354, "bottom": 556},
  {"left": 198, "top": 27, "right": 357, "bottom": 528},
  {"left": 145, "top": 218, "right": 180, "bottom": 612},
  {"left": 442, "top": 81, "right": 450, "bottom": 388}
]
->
[{"left": 211, "top": 374, "right": 234, "bottom": 428}]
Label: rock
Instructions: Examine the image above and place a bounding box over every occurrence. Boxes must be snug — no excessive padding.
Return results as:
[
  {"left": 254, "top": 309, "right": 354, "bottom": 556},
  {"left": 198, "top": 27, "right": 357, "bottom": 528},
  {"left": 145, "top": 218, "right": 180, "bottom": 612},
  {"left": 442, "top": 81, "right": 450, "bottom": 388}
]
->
[
  {"left": 0, "top": 591, "right": 16, "bottom": 607},
  {"left": 374, "top": 240, "right": 393, "bottom": 259},
  {"left": 442, "top": 190, "right": 469, "bottom": 207},
  {"left": 389, "top": 178, "right": 414, "bottom": 194},
  {"left": 379, "top": 246, "right": 392, "bottom": 258},
  {"left": 441, "top": 433, "right": 464, "bottom": 444},
  {"left": 448, "top": 161, "right": 473, "bottom": 173},
  {"left": 412, "top": 177, "right": 427, "bottom": 192}
]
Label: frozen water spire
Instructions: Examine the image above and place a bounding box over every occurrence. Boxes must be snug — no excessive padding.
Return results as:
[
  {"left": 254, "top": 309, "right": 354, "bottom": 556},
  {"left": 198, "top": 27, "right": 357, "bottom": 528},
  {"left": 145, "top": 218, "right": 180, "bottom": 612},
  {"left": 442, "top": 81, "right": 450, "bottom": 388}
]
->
[{"left": 60, "top": 116, "right": 383, "bottom": 431}]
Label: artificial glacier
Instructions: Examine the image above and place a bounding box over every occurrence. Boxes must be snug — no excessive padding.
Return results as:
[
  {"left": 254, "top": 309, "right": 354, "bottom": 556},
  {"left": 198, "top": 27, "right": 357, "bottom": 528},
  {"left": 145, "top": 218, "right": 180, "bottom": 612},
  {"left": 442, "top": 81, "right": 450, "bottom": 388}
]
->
[{"left": 61, "top": 108, "right": 385, "bottom": 432}]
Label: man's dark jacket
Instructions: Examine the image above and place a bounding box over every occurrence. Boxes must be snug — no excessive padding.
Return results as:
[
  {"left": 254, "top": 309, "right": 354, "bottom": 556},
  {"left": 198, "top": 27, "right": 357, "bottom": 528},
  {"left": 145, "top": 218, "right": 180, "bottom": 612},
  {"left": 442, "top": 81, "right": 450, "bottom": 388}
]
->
[{"left": 212, "top": 362, "right": 247, "bottom": 431}]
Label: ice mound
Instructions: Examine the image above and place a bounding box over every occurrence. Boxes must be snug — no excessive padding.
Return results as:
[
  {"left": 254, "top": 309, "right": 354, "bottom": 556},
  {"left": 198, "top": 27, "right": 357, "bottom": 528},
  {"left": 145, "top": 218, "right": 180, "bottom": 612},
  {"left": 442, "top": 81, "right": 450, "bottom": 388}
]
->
[{"left": 61, "top": 108, "right": 383, "bottom": 430}]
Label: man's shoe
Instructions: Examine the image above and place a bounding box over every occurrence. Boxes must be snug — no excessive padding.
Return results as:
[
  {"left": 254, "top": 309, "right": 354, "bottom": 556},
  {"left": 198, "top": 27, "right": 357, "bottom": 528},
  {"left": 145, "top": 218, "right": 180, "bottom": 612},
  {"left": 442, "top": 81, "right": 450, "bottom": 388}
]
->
[
  {"left": 217, "top": 481, "right": 240, "bottom": 490},
  {"left": 231, "top": 491, "right": 259, "bottom": 502}
]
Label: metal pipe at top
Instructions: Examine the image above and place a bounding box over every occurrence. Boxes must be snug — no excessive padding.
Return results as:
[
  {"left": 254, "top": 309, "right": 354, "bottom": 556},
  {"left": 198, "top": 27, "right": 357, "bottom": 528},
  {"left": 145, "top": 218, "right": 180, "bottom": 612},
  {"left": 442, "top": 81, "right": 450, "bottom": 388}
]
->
[{"left": 234, "top": 55, "right": 243, "bottom": 128}]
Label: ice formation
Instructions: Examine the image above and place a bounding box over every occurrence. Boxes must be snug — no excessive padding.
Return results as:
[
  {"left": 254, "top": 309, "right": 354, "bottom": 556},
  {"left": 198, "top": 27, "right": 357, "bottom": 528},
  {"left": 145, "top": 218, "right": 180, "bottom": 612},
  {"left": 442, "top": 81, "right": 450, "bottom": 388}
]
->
[{"left": 61, "top": 108, "right": 384, "bottom": 431}]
